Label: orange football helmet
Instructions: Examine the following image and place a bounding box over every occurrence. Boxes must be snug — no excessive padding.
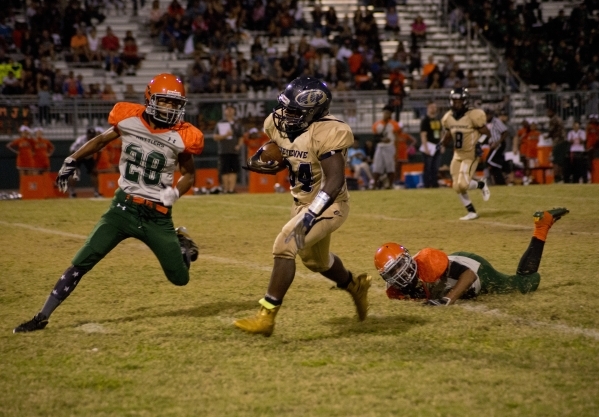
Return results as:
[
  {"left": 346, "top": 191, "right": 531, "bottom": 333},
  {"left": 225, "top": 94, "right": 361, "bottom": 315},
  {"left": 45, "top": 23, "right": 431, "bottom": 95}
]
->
[
  {"left": 145, "top": 73, "right": 187, "bottom": 126},
  {"left": 374, "top": 242, "right": 418, "bottom": 288}
]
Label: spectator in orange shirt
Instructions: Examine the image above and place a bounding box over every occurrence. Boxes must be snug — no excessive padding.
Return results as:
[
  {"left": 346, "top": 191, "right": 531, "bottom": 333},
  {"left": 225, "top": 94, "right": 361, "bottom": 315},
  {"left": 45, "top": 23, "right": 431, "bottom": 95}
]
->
[
  {"left": 515, "top": 119, "right": 530, "bottom": 166},
  {"left": 421, "top": 55, "right": 437, "bottom": 80},
  {"left": 70, "top": 26, "right": 90, "bottom": 62},
  {"left": 107, "top": 137, "right": 122, "bottom": 173},
  {"left": 243, "top": 127, "right": 269, "bottom": 157},
  {"left": 586, "top": 114, "right": 599, "bottom": 169},
  {"left": 32, "top": 127, "right": 55, "bottom": 173},
  {"left": 395, "top": 123, "right": 417, "bottom": 182},
  {"left": 525, "top": 120, "right": 541, "bottom": 164},
  {"left": 520, "top": 120, "right": 541, "bottom": 184},
  {"left": 7, "top": 125, "right": 36, "bottom": 176},
  {"left": 348, "top": 47, "right": 363, "bottom": 75},
  {"left": 94, "top": 125, "right": 114, "bottom": 173}
]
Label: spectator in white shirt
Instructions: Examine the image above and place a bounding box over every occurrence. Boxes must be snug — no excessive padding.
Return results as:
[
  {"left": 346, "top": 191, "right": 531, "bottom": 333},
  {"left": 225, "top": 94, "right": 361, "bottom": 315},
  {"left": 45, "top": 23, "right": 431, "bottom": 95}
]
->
[
  {"left": 309, "top": 29, "right": 331, "bottom": 54},
  {"left": 567, "top": 121, "right": 588, "bottom": 183}
]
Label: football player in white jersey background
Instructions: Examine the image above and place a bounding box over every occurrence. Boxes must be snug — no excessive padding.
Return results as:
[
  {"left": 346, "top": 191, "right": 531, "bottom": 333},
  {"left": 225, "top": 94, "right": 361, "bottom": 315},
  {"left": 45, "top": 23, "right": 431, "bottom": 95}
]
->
[
  {"left": 14, "top": 74, "right": 205, "bottom": 333},
  {"left": 235, "top": 76, "right": 372, "bottom": 337},
  {"left": 440, "top": 88, "right": 492, "bottom": 221}
]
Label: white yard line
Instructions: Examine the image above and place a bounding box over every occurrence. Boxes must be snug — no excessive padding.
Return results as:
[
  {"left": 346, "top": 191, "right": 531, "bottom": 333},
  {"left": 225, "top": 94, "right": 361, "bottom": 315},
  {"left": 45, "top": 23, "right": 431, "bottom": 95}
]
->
[
  {"left": 460, "top": 304, "right": 599, "bottom": 341},
  {"left": 2, "top": 220, "right": 598, "bottom": 341}
]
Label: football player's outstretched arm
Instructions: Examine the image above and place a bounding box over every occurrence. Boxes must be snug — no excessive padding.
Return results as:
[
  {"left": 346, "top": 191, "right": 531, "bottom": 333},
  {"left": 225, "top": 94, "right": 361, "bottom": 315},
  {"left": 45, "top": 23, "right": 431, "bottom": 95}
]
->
[
  {"left": 70, "top": 127, "right": 120, "bottom": 160},
  {"left": 439, "top": 269, "right": 477, "bottom": 305},
  {"left": 426, "top": 268, "right": 477, "bottom": 306},
  {"left": 56, "top": 127, "right": 120, "bottom": 193}
]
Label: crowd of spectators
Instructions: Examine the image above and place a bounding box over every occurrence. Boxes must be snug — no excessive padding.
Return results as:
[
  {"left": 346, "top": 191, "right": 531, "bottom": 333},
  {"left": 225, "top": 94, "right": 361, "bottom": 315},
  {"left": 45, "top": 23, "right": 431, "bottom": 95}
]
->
[
  {"left": 450, "top": 0, "right": 599, "bottom": 92},
  {"left": 146, "top": 0, "right": 437, "bottom": 99},
  {"left": 0, "top": 0, "right": 144, "bottom": 98},
  {"left": 0, "top": 0, "right": 489, "bottom": 105},
  {"left": 4, "top": 0, "right": 595, "bottom": 115}
]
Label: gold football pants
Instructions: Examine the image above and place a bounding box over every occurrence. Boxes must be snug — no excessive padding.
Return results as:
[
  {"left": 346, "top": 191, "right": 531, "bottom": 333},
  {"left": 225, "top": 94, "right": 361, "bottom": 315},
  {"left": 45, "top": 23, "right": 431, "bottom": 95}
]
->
[{"left": 273, "top": 200, "right": 349, "bottom": 272}]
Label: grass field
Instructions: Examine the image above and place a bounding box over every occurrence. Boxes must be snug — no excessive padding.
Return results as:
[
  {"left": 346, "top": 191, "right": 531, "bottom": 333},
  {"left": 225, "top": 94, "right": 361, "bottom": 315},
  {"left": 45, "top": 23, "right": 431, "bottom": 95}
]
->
[{"left": 1, "top": 184, "right": 598, "bottom": 417}]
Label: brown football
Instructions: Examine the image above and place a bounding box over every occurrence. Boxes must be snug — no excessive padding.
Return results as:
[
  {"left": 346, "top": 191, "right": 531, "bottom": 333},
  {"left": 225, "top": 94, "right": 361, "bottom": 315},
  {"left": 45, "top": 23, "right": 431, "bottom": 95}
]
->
[{"left": 259, "top": 142, "right": 284, "bottom": 164}]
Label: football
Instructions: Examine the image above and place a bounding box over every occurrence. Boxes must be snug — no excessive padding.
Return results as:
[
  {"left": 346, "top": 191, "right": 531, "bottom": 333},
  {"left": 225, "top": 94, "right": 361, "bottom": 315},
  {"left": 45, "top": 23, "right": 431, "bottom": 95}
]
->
[{"left": 259, "top": 142, "right": 284, "bottom": 164}]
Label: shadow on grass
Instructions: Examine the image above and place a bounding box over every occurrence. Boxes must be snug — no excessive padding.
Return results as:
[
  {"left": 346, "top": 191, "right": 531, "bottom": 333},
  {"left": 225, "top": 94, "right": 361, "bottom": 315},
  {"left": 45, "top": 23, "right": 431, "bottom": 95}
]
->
[
  {"left": 77, "top": 300, "right": 258, "bottom": 325},
  {"left": 291, "top": 314, "right": 429, "bottom": 341}
]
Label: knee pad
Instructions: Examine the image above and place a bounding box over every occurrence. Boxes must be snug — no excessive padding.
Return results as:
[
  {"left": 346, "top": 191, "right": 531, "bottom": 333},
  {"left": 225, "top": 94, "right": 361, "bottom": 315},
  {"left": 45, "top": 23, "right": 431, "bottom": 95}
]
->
[{"left": 301, "top": 252, "right": 334, "bottom": 273}]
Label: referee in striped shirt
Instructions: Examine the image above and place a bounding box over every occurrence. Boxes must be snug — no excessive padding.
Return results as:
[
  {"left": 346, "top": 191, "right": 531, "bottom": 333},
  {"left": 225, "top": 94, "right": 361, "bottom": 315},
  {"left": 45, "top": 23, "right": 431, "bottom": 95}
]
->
[{"left": 485, "top": 109, "right": 510, "bottom": 185}]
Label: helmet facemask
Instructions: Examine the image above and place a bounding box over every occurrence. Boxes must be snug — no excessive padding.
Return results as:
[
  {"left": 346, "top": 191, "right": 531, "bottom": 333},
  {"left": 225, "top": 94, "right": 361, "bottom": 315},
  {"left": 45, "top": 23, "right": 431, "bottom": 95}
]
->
[
  {"left": 273, "top": 100, "right": 311, "bottom": 134},
  {"left": 379, "top": 249, "right": 418, "bottom": 288},
  {"left": 146, "top": 93, "right": 187, "bottom": 126},
  {"left": 272, "top": 77, "right": 331, "bottom": 135}
]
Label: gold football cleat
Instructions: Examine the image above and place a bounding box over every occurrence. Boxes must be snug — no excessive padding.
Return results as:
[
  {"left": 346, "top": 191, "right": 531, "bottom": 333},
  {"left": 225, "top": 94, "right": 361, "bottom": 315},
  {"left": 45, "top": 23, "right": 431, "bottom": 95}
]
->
[
  {"left": 234, "top": 300, "right": 281, "bottom": 337},
  {"left": 346, "top": 272, "right": 372, "bottom": 321}
]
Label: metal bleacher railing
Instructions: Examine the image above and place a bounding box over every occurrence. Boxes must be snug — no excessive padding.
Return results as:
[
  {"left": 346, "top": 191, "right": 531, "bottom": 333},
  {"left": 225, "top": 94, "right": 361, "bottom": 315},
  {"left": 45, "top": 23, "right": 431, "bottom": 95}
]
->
[{"left": 1, "top": 89, "right": 598, "bottom": 142}]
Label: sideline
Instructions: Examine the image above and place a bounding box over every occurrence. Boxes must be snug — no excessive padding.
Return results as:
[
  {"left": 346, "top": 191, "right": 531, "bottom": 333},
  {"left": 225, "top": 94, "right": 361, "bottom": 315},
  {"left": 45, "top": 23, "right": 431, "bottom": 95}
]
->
[{"left": 2, "top": 219, "right": 598, "bottom": 341}]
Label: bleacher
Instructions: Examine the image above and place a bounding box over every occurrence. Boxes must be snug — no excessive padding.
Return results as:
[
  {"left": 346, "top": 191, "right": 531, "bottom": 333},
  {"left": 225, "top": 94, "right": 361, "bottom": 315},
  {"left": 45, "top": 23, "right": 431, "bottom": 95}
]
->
[{"left": 16, "top": 0, "right": 588, "bottom": 134}]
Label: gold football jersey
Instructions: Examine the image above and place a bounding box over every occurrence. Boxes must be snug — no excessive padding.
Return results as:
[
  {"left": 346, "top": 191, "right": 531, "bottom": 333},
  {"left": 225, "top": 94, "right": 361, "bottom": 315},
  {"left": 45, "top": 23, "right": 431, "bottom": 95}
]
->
[
  {"left": 441, "top": 108, "right": 486, "bottom": 158},
  {"left": 264, "top": 113, "right": 353, "bottom": 205}
]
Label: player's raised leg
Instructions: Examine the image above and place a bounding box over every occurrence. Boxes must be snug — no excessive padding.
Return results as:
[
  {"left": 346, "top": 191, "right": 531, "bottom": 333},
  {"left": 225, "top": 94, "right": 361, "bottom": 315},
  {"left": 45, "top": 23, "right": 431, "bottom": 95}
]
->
[{"left": 516, "top": 208, "right": 569, "bottom": 277}]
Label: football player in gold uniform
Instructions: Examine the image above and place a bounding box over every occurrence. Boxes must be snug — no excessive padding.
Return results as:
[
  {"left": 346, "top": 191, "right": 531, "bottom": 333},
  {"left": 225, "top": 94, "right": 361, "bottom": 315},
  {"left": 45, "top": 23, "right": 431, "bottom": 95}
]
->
[
  {"left": 441, "top": 88, "right": 491, "bottom": 220},
  {"left": 235, "top": 76, "right": 371, "bottom": 336}
]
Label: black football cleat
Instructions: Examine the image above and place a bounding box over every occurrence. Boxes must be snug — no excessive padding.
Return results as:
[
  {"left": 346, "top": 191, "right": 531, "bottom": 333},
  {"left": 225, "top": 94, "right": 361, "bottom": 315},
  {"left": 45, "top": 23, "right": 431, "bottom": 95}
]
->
[
  {"left": 533, "top": 207, "right": 569, "bottom": 225},
  {"left": 176, "top": 227, "right": 199, "bottom": 262},
  {"left": 13, "top": 313, "right": 48, "bottom": 333}
]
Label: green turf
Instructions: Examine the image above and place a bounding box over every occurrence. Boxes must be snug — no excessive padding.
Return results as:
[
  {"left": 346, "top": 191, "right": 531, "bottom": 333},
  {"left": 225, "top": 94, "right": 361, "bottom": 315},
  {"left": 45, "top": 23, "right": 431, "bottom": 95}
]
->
[{"left": 1, "top": 184, "right": 598, "bottom": 417}]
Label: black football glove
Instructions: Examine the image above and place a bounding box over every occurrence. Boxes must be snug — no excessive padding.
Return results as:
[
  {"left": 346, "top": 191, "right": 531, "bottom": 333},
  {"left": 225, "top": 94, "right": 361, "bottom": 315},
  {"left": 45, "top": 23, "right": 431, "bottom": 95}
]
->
[
  {"left": 287, "top": 211, "right": 317, "bottom": 250},
  {"left": 475, "top": 143, "right": 483, "bottom": 158},
  {"left": 56, "top": 157, "right": 79, "bottom": 193},
  {"left": 242, "top": 148, "right": 285, "bottom": 175},
  {"left": 424, "top": 297, "right": 451, "bottom": 306}
]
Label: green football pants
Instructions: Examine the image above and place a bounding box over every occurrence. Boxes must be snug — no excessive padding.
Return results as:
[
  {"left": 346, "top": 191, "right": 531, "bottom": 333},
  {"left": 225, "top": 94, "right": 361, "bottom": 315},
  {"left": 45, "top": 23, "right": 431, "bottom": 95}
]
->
[
  {"left": 450, "top": 252, "right": 540, "bottom": 295},
  {"left": 71, "top": 188, "right": 189, "bottom": 286}
]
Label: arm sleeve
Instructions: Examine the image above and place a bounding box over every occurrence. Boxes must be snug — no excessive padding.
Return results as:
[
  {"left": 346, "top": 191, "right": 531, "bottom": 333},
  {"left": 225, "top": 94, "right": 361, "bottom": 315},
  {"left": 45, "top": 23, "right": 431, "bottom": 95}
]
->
[
  {"left": 180, "top": 124, "right": 205, "bottom": 155},
  {"left": 314, "top": 121, "right": 354, "bottom": 159},
  {"left": 108, "top": 102, "right": 144, "bottom": 127}
]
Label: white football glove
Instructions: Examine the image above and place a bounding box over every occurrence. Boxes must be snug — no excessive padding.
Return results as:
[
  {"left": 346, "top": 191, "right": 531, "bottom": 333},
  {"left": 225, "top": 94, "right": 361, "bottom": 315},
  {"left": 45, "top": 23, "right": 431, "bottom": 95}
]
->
[
  {"left": 159, "top": 186, "right": 180, "bottom": 207},
  {"left": 56, "top": 157, "right": 80, "bottom": 193}
]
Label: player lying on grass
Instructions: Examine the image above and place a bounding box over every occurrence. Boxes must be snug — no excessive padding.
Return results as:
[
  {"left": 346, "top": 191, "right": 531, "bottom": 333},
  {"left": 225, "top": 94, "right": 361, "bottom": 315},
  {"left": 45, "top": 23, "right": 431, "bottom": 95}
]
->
[
  {"left": 374, "top": 208, "right": 569, "bottom": 305},
  {"left": 13, "top": 73, "right": 204, "bottom": 333}
]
